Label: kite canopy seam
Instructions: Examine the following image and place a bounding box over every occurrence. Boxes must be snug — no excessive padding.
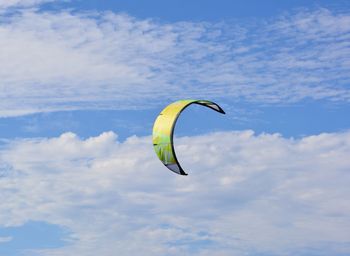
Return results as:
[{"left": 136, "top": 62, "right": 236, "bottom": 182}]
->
[{"left": 152, "top": 99, "right": 225, "bottom": 175}]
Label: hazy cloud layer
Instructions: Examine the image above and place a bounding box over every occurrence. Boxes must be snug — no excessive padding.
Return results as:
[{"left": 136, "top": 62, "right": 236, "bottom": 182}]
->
[
  {"left": 0, "top": 7, "right": 349, "bottom": 116},
  {"left": 1, "top": 130, "right": 349, "bottom": 255}
]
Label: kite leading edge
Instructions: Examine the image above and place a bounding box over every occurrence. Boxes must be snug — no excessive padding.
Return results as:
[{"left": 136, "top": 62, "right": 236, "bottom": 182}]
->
[{"left": 152, "top": 99, "right": 225, "bottom": 175}]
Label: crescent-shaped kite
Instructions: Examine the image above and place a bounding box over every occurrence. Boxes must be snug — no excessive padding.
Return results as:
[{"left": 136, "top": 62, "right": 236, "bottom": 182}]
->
[{"left": 152, "top": 99, "right": 225, "bottom": 175}]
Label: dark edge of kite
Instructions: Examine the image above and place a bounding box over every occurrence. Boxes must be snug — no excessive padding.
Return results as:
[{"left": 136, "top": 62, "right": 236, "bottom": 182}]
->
[
  {"left": 196, "top": 101, "right": 226, "bottom": 114},
  {"left": 170, "top": 103, "right": 189, "bottom": 176},
  {"left": 169, "top": 99, "right": 225, "bottom": 176}
]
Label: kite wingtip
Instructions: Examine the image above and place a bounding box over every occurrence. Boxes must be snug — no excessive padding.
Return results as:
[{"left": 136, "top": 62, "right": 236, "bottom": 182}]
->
[{"left": 180, "top": 170, "right": 188, "bottom": 176}]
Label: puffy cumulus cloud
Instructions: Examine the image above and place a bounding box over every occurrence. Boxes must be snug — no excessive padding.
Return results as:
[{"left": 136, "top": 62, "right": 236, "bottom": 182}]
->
[
  {"left": 0, "top": 8, "right": 350, "bottom": 116},
  {"left": 0, "top": 130, "right": 350, "bottom": 255}
]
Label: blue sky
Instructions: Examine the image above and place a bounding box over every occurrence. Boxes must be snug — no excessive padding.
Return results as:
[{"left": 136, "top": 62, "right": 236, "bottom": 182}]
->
[{"left": 0, "top": 1, "right": 350, "bottom": 255}]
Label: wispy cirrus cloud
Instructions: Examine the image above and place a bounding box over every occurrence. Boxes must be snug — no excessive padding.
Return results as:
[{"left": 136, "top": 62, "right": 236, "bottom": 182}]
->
[
  {"left": 1, "top": 130, "right": 349, "bottom": 255},
  {"left": 0, "top": 0, "right": 61, "bottom": 9},
  {"left": 0, "top": 7, "right": 349, "bottom": 116},
  {"left": 0, "top": 236, "right": 12, "bottom": 243}
]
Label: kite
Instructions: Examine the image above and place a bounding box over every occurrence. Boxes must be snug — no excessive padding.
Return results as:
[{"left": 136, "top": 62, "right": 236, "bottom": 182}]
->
[{"left": 152, "top": 99, "right": 225, "bottom": 175}]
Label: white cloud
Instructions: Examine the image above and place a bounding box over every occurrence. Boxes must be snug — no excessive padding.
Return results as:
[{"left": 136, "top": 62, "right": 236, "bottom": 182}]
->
[
  {"left": 0, "top": 236, "right": 12, "bottom": 243},
  {"left": 1, "top": 130, "right": 350, "bottom": 255},
  {"left": 0, "top": 0, "right": 60, "bottom": 9},
  {"left": 0, "top": 8, "right": 349, "bottom": 116}
]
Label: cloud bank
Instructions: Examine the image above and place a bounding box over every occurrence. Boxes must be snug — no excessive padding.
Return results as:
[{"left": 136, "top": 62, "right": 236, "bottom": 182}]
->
[
  {"left": 0, "top": 7, "right": 349, "bottom": 116},
  {"left": 1, "top": 130, "right": 349, "bottom": 255}
]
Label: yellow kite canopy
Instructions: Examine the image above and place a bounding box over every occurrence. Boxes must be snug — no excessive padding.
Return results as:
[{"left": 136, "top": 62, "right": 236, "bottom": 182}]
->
[{"left": 152, "top": 100, "right": 225, "bottom": 175}]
